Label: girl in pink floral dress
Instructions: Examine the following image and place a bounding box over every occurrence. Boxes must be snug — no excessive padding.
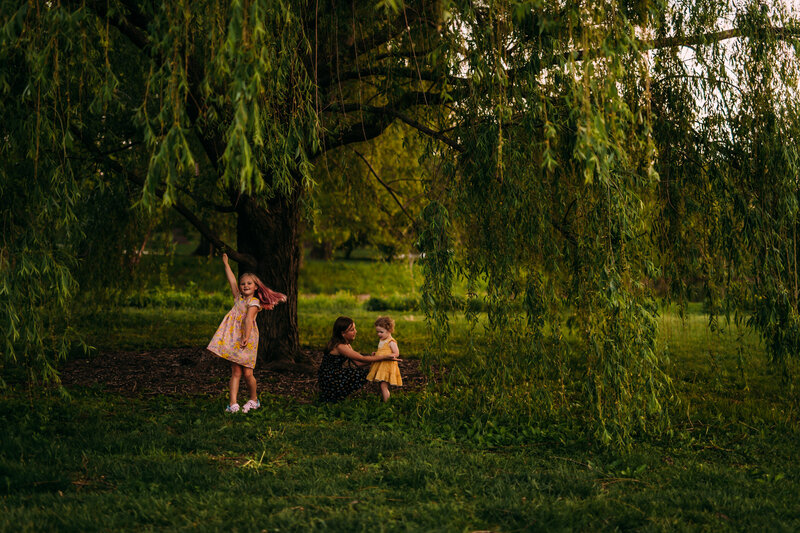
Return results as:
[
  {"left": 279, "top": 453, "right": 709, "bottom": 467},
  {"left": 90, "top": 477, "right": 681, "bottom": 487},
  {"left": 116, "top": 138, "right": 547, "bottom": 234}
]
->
[{"left": 207, "top": 253, "right": 286, "bottom": 413}]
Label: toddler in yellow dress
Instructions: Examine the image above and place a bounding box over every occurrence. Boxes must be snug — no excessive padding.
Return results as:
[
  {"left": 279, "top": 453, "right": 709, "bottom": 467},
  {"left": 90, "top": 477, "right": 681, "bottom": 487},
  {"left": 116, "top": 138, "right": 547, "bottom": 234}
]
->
[{"left": 366, "top": 316, "right": 402, "bottom": 402}]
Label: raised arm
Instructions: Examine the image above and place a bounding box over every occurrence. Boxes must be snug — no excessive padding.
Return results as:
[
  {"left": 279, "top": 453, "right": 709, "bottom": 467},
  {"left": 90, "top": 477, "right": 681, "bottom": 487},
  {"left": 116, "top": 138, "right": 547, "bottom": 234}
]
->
[{"left": 222, "top": 253, "right": 239, "bottom": 299}]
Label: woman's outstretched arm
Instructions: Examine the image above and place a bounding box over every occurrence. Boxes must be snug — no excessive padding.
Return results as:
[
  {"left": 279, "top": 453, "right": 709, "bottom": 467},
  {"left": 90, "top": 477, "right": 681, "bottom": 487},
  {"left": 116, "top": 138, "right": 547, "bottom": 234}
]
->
[{"left": 336, "top": 344, "right": 401, "bottom": 365}]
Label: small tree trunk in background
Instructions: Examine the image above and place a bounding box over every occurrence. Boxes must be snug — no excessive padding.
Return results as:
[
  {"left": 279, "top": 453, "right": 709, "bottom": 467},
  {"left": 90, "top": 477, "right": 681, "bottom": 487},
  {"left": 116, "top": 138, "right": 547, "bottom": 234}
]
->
[
  {"left": 192, "top": 235, "right": 216, "bottom": 257},
  {"left": 343, "top": 236, "right": 357, "bottom": 259},
  {"left": 130, "top": 230, "right": 151, "bottom": 267},
  {"left": 309, "top": 241, "right": 334, "bottom": 260},
  {"left": 236, "top": 191, "right": 313, "bottom": 372}
]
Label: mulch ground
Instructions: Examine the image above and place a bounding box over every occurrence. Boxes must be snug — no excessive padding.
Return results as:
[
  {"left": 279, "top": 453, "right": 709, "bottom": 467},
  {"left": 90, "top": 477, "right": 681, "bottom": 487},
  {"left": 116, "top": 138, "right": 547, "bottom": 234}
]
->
[{"left": 59, "top": 347, "right": 441, "bottom": 404}]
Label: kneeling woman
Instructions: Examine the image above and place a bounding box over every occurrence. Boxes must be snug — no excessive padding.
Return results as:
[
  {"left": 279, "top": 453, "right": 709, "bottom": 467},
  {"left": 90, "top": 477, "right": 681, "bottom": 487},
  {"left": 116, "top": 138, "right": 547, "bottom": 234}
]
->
[{"left": 318, "top": 316, "right": 400, "bottom": 403}]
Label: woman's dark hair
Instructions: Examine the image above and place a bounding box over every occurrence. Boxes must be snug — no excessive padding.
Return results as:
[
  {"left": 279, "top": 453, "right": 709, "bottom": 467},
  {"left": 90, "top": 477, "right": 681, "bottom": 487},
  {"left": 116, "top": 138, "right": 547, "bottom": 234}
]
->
[{"left": 325, "top": 316, "right": 354, "bottom": 353}]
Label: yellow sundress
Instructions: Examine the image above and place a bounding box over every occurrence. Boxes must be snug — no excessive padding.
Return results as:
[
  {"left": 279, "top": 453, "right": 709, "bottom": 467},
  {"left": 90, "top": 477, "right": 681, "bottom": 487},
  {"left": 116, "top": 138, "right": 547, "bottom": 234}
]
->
[{"left": 366, "top": 336, "right": 402, "bottom": 386}]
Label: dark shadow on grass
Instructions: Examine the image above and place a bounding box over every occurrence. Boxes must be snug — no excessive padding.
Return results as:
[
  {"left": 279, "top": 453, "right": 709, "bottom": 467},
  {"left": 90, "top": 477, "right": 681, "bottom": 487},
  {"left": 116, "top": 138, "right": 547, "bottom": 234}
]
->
[{"left": 58, "top": 347, "right": 442, "bottom": 404}]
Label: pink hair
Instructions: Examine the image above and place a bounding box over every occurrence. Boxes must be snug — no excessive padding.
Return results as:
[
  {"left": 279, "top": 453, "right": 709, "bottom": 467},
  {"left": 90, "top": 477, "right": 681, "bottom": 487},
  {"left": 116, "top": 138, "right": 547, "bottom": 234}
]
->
[{"left": 240, "top": 273, "right": 287, "bottom": 310}]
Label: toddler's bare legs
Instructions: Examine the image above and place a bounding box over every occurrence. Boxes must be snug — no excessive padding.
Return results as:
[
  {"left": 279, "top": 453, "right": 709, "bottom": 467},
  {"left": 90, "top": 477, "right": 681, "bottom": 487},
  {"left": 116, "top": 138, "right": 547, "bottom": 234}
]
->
[
  {"left": 379, "top": 381, "right": 390, "bottom": 402},
  {"left": 242, "top": 367, "right": 258, "bottom": 402},
  {"left": 229, "top": 363, "right": 242, "bottom": 405}
]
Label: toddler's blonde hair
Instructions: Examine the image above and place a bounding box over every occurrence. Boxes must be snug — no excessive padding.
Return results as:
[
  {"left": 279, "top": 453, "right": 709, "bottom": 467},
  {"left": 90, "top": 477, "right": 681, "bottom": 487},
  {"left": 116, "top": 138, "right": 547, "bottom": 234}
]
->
[{"left": 374, "top": 315, "right": 395, "bottom": 333}]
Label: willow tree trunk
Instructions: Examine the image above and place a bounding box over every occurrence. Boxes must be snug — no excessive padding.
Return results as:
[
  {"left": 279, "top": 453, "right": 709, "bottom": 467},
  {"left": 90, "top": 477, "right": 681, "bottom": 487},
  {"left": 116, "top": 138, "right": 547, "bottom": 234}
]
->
[{"left": 236, "top": 190, "right": 308, "bottom": 370}]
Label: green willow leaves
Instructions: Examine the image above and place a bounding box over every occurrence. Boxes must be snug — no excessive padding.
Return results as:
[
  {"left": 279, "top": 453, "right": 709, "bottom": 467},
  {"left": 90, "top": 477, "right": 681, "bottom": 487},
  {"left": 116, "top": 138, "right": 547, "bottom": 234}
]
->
[
  {"left": 414, "top": 0, "right": 800, "bottom": 444},
  {"left": 0, "top": 0, "right": 317, "bottom": 383}
]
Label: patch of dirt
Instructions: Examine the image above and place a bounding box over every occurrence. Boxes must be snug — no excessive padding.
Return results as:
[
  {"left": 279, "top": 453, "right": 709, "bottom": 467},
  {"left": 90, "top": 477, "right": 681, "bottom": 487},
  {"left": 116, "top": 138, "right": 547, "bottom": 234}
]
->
[{"left": 59, "top": 348, "right": 442, "bottom": 403}]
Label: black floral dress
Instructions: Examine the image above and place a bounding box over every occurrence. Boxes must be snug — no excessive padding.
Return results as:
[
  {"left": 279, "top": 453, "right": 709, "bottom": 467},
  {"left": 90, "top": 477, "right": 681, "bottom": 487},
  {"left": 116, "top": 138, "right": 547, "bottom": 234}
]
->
[{"left": 317, "top": 352, "right": 368, "bottom": 403}]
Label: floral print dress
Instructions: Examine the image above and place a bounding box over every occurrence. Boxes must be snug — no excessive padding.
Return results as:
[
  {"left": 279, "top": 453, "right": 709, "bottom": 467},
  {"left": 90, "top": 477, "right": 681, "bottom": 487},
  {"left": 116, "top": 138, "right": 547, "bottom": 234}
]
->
[{"left": 207, "top": 295, "right": 261, "bottom": 368}]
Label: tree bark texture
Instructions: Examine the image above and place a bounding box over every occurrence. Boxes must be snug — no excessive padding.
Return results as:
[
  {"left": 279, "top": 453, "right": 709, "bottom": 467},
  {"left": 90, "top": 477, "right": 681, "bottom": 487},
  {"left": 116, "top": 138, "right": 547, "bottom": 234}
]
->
[{"left": 235, "top": 190, "right": 303, "bottom": 367}]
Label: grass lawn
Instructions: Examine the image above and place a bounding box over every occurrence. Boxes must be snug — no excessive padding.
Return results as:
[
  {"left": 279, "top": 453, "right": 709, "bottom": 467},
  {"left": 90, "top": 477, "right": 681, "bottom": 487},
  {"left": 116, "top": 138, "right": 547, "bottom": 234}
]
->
[
  {"left": 2, "top": 256, "right": 799, "bottom": 531},
  {"left": 2, "top": 390, "right": 798, "bottom": 531}
]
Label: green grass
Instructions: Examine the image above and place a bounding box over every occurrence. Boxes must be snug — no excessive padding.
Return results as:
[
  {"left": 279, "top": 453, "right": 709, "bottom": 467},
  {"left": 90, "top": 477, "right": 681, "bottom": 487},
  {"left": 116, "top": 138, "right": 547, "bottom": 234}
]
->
[
  {"left": 131, "top": 254, "right": 484, "bottom": 298},
  {"left": 129, "top": 254, "right": 429, "bottom": 296},
  {"left": 3, "top": 255, "right": 800, "bottom": 530},
  {"left": 2, "top": 385, "right": 798, "bottom": 531}
]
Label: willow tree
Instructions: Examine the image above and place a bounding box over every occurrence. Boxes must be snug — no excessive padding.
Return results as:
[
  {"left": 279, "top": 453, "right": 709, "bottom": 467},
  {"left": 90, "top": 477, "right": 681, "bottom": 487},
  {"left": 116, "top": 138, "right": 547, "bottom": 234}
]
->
[
  {"left": 309, "top": 122, "right": 432, "bottom": 260},
  {"left": 1, "top": 0, "right": 444, "bottom": 371},
  {"left": 3, "top": 1, "right": 799, "bottom": 441},
  {"left": 417, "top": 0, "right": 800, "bottom": 443}
]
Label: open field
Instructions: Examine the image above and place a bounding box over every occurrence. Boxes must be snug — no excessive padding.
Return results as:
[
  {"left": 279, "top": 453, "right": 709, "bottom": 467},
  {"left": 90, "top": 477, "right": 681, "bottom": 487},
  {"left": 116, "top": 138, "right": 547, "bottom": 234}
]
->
[{"left": 2, "top": 256, "right": 799, "bottom": 531}]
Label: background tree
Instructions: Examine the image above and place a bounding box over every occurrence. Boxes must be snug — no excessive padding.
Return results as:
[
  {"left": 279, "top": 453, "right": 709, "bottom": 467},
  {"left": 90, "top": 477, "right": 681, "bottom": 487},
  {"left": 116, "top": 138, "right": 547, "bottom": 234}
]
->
[
  {"left": 0, "top": 0, "right": 444, "bottom": 371},
  {"left": 308, "top": 122, "right": 430, "bottom": 260},
  {"left": 418, "top": 0, "right": 800, "bottom": 443}
]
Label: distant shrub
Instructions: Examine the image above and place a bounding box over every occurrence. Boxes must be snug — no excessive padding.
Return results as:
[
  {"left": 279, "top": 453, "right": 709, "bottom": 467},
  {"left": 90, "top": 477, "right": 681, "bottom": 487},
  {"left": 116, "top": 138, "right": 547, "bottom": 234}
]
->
[
  {"left": 462, "top": 297, "right": 487, "bottom": 313},
  {"left": 363, "top": 295, "right": 495, "bottom": 313},
  {"left": 364, "top": 295, "right": 419, "bottom": 312},
  {"left": 301, "top": 291, "right": 361, "bottom": 311},
  {"left": 123, "top": 289, "right": 229, "bottom": 310}
]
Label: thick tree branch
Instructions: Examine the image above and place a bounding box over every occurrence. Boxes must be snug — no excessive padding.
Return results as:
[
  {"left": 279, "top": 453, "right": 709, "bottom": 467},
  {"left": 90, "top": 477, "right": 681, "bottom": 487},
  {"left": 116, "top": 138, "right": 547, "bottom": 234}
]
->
[
  {"left": 642, "top": 25, "right": 800, "bottom": 51},
  {"left": 322, "top": 89, "right": 461, "bottom": 113},
  {"left": 167, "top": 202, "right": 255, "bottom": 268},
  {"left": 375, "top": 107, "right": 464, "bottom": 153},
  {"left": 324, "top": 103, "right": 464, "bottom": 153},
  {"left": 330, "top": 8, "right": 431, "bottom": 65},
  {"left": 504, "top": 24, "right": 800, "bottom": 83},
  {"left": 350, "top": 148, "right": 417, "bottom": 226},
  {"left": 75, "top": 131, "right": 255, "bottom": 268},
  {"left": 370, "top": 48, "right": 437, "bottom": 61},
  {"left": 347, "top": 11, "right": 411, "bottom": 61},
  {"left": 319, "top": 121, "right": 391, "bottom": 154},
  {"left": 514, "top": 25, "right": 800, "bottom": 78},
  {"left": 133, "top": 175, "right": 254, "bottom": 267},
  {"left": 321, "top": 65, "right": 467, "bottom": 88},
  {"left": 173, "top": 183, "right": 237, "bottom": 213},
  {"left": 315, "top": 9, "right": 423, "bottom": 86}
]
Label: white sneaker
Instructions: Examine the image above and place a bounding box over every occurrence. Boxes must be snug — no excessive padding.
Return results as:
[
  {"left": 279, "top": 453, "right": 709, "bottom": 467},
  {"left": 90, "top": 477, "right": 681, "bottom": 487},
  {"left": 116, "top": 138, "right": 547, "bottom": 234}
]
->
[
  {"left": 242, "top": 400, "right": 261, "bottom": 413},
  {"left": 225, "top": 403, "right": 240, "bottom": 413}
]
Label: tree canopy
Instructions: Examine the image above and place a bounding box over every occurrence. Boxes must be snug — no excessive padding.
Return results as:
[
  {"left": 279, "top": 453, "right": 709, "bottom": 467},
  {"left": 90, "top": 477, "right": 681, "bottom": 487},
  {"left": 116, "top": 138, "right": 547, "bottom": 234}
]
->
[
  {"left": 2, "top": 0, "right": 800, "bottom": 443},
  {"left": 308, "top": 122, "right": 431, "bottom": 260}
]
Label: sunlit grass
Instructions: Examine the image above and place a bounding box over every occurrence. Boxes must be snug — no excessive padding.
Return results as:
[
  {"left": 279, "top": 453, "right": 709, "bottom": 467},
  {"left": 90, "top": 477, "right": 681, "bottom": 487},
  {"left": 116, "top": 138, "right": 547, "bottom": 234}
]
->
[{"left": 3, "top": 257, "right": 799, "bottom": 530}]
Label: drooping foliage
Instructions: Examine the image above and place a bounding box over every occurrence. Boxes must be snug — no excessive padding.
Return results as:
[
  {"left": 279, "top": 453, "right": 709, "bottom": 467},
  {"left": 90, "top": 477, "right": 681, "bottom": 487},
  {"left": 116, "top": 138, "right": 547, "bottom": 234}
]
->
[
  {"left": 648, "top": 3, "right": 800, "bottom": 375},
  {"left": 308, "top": 123, "right": 431, "bottom": 260},
  {"left": 0, "top": 0, "right": 321, "bottom": 375},
  {"left": 409, "top": 0, "right": 800, "bottom": 444},
  {"left": 416, "top": 0, "right": 669, "bottom": 444},
  {"left": 2, "top": 0, "right": 799, "bottom": 444}
]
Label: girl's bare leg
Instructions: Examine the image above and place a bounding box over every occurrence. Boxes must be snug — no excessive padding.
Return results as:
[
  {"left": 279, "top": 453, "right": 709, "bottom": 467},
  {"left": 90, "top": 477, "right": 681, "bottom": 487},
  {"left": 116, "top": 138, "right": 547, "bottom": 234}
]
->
[
  {"left": 380, "top": 381, "right": 390, "bottom": 402},
  {"left": 229, "top": 363, "right": 242, "bottom": 405},
  {"left": 242, "top": 367, "right": 258, "bottom": 402}
]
